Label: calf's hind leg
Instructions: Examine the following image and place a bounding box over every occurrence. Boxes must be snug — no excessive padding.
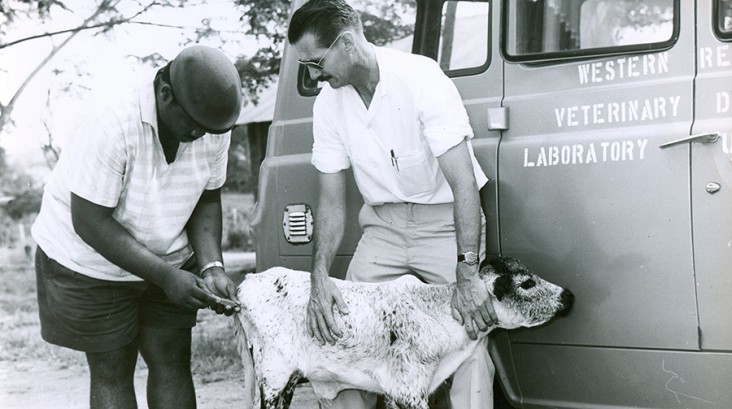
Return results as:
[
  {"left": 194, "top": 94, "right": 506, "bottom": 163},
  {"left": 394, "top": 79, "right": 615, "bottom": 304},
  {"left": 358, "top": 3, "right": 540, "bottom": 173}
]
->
[{"left": 261, "top": 369, "right": 302, "bottom": 409}]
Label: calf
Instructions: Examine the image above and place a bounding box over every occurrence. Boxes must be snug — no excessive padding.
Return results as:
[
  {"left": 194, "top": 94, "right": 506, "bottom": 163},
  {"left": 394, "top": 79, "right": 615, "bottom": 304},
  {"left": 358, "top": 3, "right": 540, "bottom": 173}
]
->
[{"left": 235, "top": 257, "right": 573, "bottom": 409}]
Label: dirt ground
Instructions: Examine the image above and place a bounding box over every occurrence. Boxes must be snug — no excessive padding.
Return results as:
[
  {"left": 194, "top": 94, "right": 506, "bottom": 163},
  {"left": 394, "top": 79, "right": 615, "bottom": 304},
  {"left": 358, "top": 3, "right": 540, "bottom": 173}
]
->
[{"left": 0, "top": 358, "right": 320, "bottom": 409}]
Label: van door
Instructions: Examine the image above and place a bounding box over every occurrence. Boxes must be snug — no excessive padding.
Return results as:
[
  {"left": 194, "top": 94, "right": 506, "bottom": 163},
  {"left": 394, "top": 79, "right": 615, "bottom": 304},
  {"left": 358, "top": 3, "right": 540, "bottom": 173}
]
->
[
  {"left": 690, "top": 0, "right": 732, "bottom": 351},
  {"left": 488, "top": 0, "right": 732, "bottom": 407},
  {"left": 435, "top": 0, "right": 503, "bottom": 255},
  {"left": 500, "top": 0, "right": 696, "bottom": 349}
]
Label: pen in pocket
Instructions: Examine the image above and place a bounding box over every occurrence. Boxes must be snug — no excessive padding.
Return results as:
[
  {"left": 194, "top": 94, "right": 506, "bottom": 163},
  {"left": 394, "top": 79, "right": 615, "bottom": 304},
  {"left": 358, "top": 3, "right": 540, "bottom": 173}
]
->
[{"left": 390, "top": 149, "right": 399, "bottom": 172}]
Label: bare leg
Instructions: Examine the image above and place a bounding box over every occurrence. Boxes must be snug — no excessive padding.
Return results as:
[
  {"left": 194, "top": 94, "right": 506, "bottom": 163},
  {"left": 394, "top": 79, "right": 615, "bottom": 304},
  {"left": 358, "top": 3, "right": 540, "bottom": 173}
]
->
[
  {"left": 86, "top": 344, "right": 139, "bottom": 409},
  {"left": 138, "top": 326, "right": 195, "bottom": 409}
]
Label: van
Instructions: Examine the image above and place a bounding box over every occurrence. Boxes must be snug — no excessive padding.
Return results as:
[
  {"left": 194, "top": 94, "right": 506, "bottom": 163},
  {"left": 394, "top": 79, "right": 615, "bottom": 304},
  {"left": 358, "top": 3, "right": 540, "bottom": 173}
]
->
[{"left": 248, "top": 0, "right": 732, "bottom": 407}]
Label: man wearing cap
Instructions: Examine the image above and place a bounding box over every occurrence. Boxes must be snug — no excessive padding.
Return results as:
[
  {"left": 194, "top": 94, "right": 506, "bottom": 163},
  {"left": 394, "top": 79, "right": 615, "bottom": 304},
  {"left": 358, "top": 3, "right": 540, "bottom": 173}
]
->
[{"left": 31, "top": 45, "right": 242, "bottom": 408}]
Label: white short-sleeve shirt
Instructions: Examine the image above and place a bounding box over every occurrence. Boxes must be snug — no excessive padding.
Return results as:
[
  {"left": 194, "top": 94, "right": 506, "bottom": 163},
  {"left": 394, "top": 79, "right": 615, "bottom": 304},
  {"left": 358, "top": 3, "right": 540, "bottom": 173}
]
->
[
  {"left": 31, "top": 82, "right": 230, "bottom": 281},
  {"left": 311, "top": 46, "right": 488, "bottom": 206}
]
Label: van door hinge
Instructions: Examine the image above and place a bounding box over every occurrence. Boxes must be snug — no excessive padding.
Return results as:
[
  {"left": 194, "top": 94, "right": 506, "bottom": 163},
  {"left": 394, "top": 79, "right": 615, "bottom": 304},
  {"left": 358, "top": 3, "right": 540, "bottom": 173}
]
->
[{"left": 487, "top": 107, "right": 509, "bottom": 131}]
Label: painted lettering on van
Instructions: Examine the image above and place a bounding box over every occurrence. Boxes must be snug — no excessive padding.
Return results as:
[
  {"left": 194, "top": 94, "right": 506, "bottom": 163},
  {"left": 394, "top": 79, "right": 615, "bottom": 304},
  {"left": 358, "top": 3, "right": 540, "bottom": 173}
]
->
[
  {"left": 699, "top": 45, "right": 731, "bottom": 70},
  {"left": 722, "top": 132, "right": 731, "bottom": 155},
  {"left": 554, "top": 96, "right": 681, "bottom": 128},
  {"left": 577, "top": 52, "right": 669, "bottom": 85},
  {"left": 523, "top": 139, "right": 648, "bottom": 168},
  {"left": 718, "top": 92, "right": 731, "bottom": 114}
]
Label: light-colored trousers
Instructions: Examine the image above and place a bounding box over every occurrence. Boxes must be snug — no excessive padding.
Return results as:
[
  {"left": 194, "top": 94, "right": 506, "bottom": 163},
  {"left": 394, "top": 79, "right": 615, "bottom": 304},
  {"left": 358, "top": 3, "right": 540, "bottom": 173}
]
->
[{"left": 318, "top": 203, "right": 494, "bottom": 409}]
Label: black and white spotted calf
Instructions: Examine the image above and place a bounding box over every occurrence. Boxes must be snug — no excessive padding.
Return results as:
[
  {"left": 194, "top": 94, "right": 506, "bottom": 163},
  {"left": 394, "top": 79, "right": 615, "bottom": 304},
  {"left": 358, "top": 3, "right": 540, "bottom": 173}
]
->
[{"left": 234, "top": 257, "right": 574, "bottom": 409}]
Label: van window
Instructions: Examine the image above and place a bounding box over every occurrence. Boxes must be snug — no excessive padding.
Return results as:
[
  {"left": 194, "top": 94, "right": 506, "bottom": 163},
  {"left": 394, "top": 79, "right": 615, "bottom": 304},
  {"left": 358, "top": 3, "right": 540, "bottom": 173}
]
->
[
  {"left": 298, "top": 0, "right": 417, "bottom": 96},
  {"left": 503, "top": 0, "right": 678, "bottom": 62},
  {"left": 297, "top": 0, "right": 491, "bottom": 94},
  {"left": 715, "top": 0, "right": 732, "bottom": 40},
  {"left": 437, "top": 1, "right": 491, "bottom": 74}
]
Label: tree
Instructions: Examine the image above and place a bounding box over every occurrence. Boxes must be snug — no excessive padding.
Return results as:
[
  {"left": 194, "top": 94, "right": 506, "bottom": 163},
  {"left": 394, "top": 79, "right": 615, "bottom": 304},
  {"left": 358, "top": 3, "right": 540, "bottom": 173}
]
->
[
  {"left": 224, "top": 126, "right": 256, "bottom": 192},
  {"left": 2, "top": 0, "right": 419, "bottom": 197},
  {"left": 2, "top": 0, "right": 262, "bottom": 169},
  {"left": 0, "top": 146, "right": 7, "bottom": 174},
  {"left": 233, "top": 0, "right": 417, "bottom": 99},
  {"left": 3, "top": 0, "right": 418, "bottom": 132},
  {"left": 2, "top": 179, "right": 42, "bottom": 220},
  {"left": 232, "top": 0, "right": 290, "bottom": 99},
  {"left": 0, "top": 145, "right": 42, "bottom": 221},
  {"left": 0, "top": 1, "right": 192, "bottom": 135}
]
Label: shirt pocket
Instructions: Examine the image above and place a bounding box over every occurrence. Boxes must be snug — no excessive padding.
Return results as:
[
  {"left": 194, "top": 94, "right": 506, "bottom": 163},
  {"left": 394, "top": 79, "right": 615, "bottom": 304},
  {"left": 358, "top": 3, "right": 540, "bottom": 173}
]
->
[{"left": 393, "top": 146, "right": 439, "bottom": 197}]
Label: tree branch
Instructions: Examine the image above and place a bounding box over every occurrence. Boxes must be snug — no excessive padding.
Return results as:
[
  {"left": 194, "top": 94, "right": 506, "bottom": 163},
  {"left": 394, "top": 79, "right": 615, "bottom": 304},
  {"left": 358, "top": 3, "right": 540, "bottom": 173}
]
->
[
  {"left": 0, "top": 0, "right": 119, "bottom": 131},
  {"left": 0, "top": 0, "right": 162, "bottom": 50}
]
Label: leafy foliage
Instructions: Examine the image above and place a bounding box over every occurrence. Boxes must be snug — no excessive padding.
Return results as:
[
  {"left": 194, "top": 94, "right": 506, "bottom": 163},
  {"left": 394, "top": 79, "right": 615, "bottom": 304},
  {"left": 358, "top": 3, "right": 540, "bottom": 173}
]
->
[
  {"left": 232, "top": 0, "right": 416, "bottom": 98},
  {"left": 2, "top": 0, "right": 420, "bottom": 197},
  {"left": 0, "top": 0, "right": 181, "bottom": 135},
  {"left": 230, "top": 0, "right": 289, "bottom": 98},
  {"left": 357, "top": 0, "right": 415, "bottom": 46},
  {"left": 3, "top": 188, "right": 42, "bottom": 221},
  {"left": 1, "top": 144, "right": 43, "bottom": 222},
  {"left": 0, "top": 146, "right": 7, "bottom": 172},
  {"left": 0, "top": 168, "right": 42, "bottom": 221},
  {"left": 0, "top": 0, "right": 70, "bottom": 34},
  {"left": 224, "top": 127, "right": 256, "bottom": 192},
  {"left": 235, "top": 46, "right": 282, "bottom": 103}
]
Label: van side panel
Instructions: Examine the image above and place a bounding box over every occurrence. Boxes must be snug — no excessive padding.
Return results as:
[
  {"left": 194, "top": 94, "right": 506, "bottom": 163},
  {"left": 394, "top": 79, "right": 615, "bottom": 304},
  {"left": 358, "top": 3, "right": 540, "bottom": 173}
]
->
[
  {"left": 510, "top": 345, "right": 732, "bottom": 409},
  {"left": 488, "top": 0, "right": 732, "bottom": 407},
  {"left": 254, "top": 1, "right": 732, "bottom": 408},
  {"left": 250, "top": 42, "right": 365, "bottom": 275},
  {"left": 452, "top": 0, "right": 504, "bottom": 257}
]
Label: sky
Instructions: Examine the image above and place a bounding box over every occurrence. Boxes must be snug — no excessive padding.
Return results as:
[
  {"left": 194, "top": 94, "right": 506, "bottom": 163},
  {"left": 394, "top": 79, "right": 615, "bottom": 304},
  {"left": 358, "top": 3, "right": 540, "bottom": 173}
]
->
[{"left": 0, "top": 0, "right": 264, "bottom": 175}]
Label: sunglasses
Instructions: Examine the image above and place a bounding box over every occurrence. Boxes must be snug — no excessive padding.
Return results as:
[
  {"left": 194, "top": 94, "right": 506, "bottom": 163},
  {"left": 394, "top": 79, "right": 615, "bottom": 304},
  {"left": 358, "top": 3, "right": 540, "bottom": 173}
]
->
[{"left": 297, "top": 31, "right": 352, "bottom": 71}]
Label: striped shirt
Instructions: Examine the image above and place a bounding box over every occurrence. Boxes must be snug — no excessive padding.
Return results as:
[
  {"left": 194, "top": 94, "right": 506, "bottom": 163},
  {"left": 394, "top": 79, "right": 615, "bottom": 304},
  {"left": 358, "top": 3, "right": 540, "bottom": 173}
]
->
[{"left": 31, "top": 82, "right": 230, "bottom": 281}]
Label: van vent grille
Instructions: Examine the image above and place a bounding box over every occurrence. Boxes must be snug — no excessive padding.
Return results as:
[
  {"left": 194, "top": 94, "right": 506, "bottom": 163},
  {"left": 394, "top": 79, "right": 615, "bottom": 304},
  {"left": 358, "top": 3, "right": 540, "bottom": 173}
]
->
[{"left": 283, "top": 204, "right": 313, "bottom": 244}]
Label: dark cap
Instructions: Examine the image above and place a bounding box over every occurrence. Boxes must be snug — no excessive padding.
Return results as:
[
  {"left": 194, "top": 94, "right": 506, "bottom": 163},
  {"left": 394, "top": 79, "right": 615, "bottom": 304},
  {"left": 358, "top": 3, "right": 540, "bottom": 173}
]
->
[{"left": 169, "top": 46, "right": 242, "bottom": 133}]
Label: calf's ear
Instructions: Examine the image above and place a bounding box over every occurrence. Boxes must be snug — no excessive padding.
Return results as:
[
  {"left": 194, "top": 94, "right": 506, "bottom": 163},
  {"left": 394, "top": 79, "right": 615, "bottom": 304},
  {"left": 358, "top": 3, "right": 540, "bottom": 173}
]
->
[
  {"left": 479, "top": 256, "right": 502, "bottom": 277},
  {"left": 479, "top": 257, "right": 493, "bottom": 270},
  {"left": 486, "top": 256, "right": 519, "bottom": 275},
  {"left": 492, "top": 274, "right": 512, "bottom": 301}
]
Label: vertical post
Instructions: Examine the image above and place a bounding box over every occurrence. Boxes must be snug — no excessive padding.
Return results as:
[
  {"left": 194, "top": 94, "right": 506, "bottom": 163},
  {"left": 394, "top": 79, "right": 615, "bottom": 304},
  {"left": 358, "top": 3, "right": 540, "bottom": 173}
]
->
[
  {"left": 17, "top": 222, "right": 26, "bottom": 246},
  {"left": 439, "top": 1, "right": 458, "bottom": 70}
]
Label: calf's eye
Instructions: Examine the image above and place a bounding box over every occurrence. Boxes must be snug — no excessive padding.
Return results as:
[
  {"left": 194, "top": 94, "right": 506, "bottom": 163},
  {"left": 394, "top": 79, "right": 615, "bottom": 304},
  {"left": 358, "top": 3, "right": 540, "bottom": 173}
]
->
[{"left": 520, "top": 279, "right": 536, "bottom": 289}]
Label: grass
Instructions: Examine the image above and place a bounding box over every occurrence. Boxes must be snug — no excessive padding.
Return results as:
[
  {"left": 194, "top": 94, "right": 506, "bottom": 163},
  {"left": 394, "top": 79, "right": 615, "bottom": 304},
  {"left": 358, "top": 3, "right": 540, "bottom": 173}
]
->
[
  {"left": 0, "top": 191, "right": 255, "bottom": 391},
  {"left": 0, "top": 247, "right": 246, "bottom": 381},
  {"left": 191, "top": 308, "right": 245, "bottom": 384},
  {"left": 0, "top": 253, "right": 82, "bottom": 369}
]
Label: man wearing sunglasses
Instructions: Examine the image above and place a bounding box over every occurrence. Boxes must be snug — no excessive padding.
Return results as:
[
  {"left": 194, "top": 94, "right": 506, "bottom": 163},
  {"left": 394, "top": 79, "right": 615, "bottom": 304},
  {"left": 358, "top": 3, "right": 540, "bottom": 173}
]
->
[
  {"left": 288, "top": 1, "right": 495, "bottom": 408},
  {"left": 31, "top": 45, "right": 242, "bottom": 409}
]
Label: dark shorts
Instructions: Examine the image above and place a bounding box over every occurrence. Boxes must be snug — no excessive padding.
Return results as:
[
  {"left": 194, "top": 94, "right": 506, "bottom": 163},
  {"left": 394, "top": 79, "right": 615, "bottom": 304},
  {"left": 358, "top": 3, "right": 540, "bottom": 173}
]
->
[{"left": 35, "top": 246, "right": 198, "bottom": 353}]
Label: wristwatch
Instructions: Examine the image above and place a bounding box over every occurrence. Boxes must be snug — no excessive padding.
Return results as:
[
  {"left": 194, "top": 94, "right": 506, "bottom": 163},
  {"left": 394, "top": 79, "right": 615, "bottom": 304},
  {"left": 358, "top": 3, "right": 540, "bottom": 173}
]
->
[{"left": 457, "top": 251, "right": 479, "bottom": 266}]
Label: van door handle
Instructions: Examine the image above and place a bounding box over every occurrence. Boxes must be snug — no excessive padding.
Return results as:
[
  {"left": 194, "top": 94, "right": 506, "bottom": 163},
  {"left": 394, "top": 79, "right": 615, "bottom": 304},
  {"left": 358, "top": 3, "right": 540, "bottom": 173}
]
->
[{"left": 659, "top": 132, "right": 720, "bottom": 149}]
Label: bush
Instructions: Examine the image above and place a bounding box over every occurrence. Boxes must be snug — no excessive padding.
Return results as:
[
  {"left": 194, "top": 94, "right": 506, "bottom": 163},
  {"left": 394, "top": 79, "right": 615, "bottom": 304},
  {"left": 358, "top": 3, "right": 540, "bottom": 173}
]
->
[
  {"left": 221, "top": 193, "right": 255, "bottom": 252},
  {"left": 0, "top": 210, "right": 14, "bottom": 247},
  {"left": 4, "top": 189, "right": 42, "bottom": 220},
  {"left": 224, "top": 223, "right": 253, "bottom": 252}
]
